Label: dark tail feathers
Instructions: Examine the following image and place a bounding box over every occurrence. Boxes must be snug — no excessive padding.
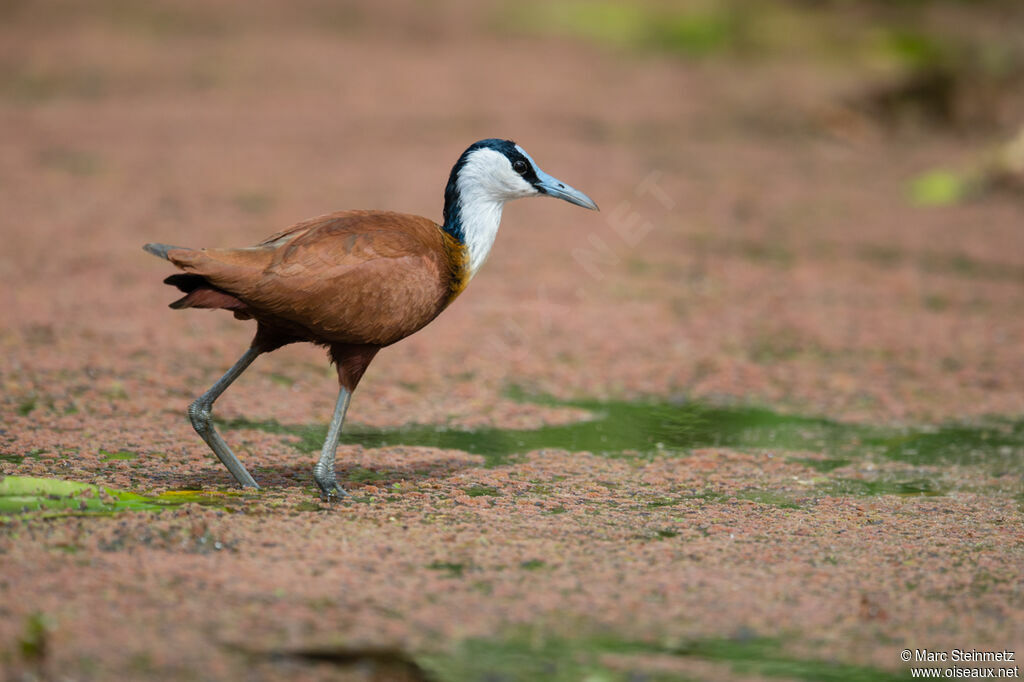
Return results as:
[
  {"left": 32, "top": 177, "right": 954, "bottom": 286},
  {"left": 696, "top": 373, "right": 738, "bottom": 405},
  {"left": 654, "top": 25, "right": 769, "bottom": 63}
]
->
[
  {"left": 164, "top": 273, "right": 208, "bottom": 294},
  {"left": 163, "top": 273, "right": 245, "bottom": 312}
]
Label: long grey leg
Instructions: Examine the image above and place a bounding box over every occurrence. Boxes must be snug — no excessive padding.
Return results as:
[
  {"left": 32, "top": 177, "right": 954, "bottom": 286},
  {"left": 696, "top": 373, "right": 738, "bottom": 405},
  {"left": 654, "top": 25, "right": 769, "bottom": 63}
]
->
[
  {"left": 187, "top": 346, "right": 262, "bottom": 489},
  {"left": 312, "top": 386, "right": 352, "bottom": 499}
]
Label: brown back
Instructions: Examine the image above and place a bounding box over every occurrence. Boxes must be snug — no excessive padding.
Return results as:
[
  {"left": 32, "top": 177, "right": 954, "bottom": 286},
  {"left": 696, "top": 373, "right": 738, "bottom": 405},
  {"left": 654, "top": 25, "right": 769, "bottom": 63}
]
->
[{"left": 166, "top": 211, "right": 464, "bottom": 346}]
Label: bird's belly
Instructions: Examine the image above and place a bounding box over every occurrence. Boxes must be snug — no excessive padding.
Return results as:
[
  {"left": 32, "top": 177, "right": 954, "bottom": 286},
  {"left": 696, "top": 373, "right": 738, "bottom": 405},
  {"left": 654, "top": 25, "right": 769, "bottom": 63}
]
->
[{"left": 310, "top": 302, "right": 442, "bottom": 346}]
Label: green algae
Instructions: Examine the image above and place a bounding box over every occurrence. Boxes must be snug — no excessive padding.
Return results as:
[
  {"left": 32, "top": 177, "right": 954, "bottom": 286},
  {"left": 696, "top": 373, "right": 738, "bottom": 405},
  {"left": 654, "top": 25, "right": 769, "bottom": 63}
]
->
[
  {"left": 822, "top": 477, "right": 946, "bottom": 497},
  {"left": 647, "top": 474, "right": 948, "bottom": 511},
  {"left": 223, "top": 398, "right": 1024, "bottom": 472},
  {"left": 427, "top": 561, "right": 467, "bottom": 578},
  {"left": 497, "top": 2, "right": 742, "bottom": 58},
  {"left": 99, "top": 449, "right": 137, "bottom": 461},
  {"left": 346, "top": 466, "right": 388, "bottom": 483},
  {"left": 419, "top": 631, "right": 913, "bottom": 682},
  {"left": 265, "top": 631, "right": 913, "bottom": 682},
  {"left": 908, "top": 169, "right": 970, "bottom": 206},
  {"left": 216, "top": 397, "right": 1024, "bottom": 504},
  {"left": 0, "top": 476, "right": 247, "bottom": 518}
]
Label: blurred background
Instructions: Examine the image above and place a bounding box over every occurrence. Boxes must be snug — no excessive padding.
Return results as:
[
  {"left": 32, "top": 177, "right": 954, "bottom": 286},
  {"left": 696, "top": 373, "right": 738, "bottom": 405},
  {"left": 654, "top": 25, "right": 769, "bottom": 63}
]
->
[
  {"left": 3, "top": 2, "right": 1024, "bottom": 679},
  {"left": 3, "top": 0, "right": 1024, "bottom": 424},
  {"left": 3, "top": 0, "right": 1023, "bottom": 425}
]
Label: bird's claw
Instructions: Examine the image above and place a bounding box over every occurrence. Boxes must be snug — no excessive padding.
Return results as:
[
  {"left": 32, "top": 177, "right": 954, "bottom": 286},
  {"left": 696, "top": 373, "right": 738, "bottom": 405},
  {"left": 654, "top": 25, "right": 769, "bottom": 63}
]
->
[{"left": 315, "top": 476, "right": 350, "bottom": 502}]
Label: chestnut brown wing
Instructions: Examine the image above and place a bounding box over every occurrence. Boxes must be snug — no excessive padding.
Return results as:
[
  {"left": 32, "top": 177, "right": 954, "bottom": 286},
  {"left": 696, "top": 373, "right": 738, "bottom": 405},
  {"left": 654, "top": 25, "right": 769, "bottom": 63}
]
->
[{"left": 167, "top": 211, "right": 452, "bottom": 346}]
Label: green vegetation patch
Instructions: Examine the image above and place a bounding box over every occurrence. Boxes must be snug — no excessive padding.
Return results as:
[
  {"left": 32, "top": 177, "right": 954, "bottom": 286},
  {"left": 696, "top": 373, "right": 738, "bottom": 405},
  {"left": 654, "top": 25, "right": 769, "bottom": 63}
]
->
[
  {"left": 224, "top": 398, "right": 1024, "bottom": 474},
  {"left": 0, "top": 476, "right": 245, "bottom": 518},
  {"left": 419, "top": 631, "right": 912, "bottom": 682},
  {"left": 499, "top": 2, "right": 742, "bottom": 58},
  {"left": 346, "top": 467, "right": 387, "bottom": 483},
  {"left": 822, "top": 477, "right": 946, "bottom": 497},
  {"left": 908, "top": 169, "right": 971, "bottom": 206},
  {"left": 99, "top": 449, "right": 137, "bottom": 461},
  {"left": 680, "top": 489, "right": 804, "bottom": 509},
  {"left": 17, "top": 397, "right": 39, "bottom": 416},
  {"left": 789, "top": 456, "right": 850, "bottom": 472},
  {"left": 427, "top": 561, "right": 468, "bottom": 578}
]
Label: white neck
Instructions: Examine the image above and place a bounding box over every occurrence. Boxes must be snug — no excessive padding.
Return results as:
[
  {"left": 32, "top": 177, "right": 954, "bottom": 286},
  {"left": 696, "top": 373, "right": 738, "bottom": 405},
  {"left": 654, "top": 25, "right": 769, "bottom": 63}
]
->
[
  {"left": 447, "top": 146, "right": 539, "bottom": 278},
  {"left": 454, "top": 152, "right": 511, "bottom": 277},
  {"left": 456, "top": 188, "right": 504, "bottom": 278}
]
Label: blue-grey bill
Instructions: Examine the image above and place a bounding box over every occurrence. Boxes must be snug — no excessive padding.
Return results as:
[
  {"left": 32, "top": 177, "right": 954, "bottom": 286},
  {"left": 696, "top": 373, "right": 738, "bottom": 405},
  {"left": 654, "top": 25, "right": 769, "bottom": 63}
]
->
[{"left": 536, "top": 170, "right": 599, "bottom": 211}]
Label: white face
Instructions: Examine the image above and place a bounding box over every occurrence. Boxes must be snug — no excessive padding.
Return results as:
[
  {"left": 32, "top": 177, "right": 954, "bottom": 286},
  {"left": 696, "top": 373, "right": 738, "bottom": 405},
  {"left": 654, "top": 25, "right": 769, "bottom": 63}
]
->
[
  {"left": 446, "top": 140, "right": 597, "bottom": 279},
  {"left": 451, "top": 147, "right": 539, "bottom": 278},
  {"left": 456, "top": 147, "right": 539, "bottom": 203}
]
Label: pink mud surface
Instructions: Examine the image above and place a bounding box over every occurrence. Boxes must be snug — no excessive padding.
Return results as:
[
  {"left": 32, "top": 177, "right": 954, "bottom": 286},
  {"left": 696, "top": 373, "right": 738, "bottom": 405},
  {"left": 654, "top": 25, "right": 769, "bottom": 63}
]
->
[{"left": 1, "top": 1, "right": 1023, "bottom": 680}]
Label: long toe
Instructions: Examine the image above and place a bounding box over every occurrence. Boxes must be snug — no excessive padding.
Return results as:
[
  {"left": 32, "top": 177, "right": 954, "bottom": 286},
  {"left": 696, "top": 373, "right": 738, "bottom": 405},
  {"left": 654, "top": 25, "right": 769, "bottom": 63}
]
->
[
  {"left": 322, "top": 482, "right": 351, "bottom": 502},
  {"left": 313, "top": 472, "right": 350, "bottom": 502}
]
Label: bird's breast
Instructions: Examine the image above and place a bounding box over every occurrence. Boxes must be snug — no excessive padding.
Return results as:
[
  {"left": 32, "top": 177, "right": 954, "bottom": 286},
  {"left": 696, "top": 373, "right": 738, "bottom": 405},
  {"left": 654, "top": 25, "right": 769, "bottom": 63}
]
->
[{"left": 441, "top": 231, "right": 471, "bottom": 305}]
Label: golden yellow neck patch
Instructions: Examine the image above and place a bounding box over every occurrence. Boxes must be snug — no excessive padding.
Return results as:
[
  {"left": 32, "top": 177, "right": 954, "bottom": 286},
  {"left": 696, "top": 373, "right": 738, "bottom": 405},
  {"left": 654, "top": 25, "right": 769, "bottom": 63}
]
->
[{"left": 441, "top": 231, "right": 471, "bottom": 305}]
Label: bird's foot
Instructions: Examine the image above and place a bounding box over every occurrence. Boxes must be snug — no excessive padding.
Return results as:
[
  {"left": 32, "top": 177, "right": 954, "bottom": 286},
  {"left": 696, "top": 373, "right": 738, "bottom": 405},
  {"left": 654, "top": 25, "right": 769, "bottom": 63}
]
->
[{"left": 313, "top": 470, "right": 350, "bottom": 502}]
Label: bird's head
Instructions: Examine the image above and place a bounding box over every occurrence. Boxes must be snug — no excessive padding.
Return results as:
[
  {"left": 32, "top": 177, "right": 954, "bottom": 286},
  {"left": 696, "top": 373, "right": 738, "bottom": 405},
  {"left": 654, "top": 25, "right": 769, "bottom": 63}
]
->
[
  {"left": 444, "top": 139, "right": 598, "bottom": 225},
  {"left": 442, "top": 138, "right": 598, "bottom": 276}
]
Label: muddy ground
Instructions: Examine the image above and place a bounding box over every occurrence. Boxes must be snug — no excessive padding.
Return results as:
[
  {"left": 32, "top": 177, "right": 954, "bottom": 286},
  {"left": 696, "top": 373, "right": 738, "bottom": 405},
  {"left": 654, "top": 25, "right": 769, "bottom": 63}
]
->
[{"left": 1, "top": 1, "right": 1023, "bottom": 680}]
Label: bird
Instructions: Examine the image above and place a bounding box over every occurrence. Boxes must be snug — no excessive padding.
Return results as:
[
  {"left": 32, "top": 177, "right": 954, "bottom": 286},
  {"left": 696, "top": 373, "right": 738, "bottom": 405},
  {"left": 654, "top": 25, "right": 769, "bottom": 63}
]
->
[{"left": 144, "top": 138, "right": 598, "bottom": 498}]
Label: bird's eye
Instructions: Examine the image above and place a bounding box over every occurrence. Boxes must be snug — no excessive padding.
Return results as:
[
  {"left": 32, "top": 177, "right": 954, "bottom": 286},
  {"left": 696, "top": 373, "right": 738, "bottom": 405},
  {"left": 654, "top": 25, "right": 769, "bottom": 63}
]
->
[{"left": 512, "top": 159, "right": 528, "bottom": 175}]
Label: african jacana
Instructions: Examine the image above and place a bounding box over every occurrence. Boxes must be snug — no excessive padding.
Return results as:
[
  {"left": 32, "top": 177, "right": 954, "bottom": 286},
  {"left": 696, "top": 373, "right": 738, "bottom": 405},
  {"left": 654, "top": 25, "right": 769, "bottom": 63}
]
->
[{"left": 145, "top": 138, "right": 598, "bottom": 497}]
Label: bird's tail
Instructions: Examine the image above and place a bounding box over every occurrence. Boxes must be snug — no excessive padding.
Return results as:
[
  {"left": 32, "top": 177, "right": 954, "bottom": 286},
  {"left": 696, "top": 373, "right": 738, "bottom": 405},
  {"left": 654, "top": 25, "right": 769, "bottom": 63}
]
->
[
  {"left": 142, "top": 243, "right": 188, "bottom": 260},
  {"left": 143, "top": 242, "right": 252, "bottom": 317}
]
